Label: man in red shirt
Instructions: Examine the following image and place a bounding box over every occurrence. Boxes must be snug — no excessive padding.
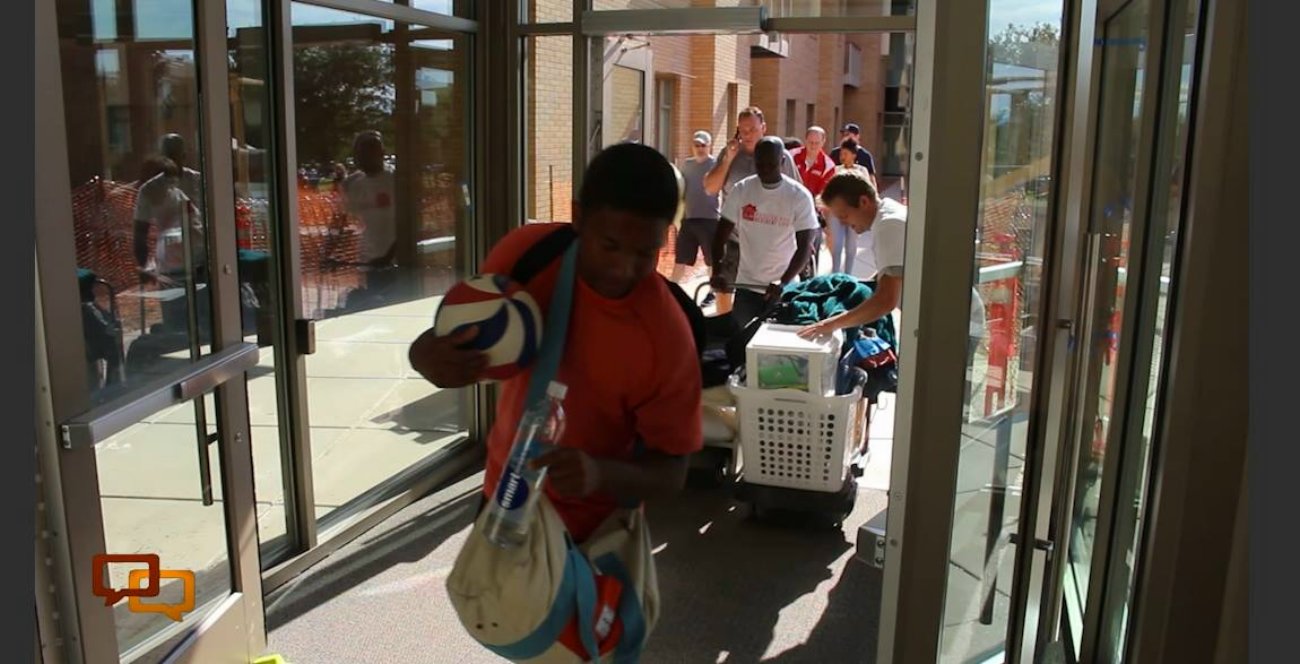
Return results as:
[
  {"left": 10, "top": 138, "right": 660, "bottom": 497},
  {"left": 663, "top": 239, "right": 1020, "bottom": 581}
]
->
[
  {"left": 408, "top": 144, "right": 703, "bottom": 543},
  {"left": 788, "top": 126, "right": 837, "bottom": 277},
  {"left": 788, "top": 126, "right": 837, "bottom": 198}
]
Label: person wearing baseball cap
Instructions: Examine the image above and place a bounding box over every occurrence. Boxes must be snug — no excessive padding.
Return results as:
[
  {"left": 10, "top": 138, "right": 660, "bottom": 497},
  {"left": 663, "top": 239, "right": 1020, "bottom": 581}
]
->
[
  {"left": 672, "top": 131, "right": 722, "bottom": 304},
  {"left": 836, "top": 123, "right": 879, "bottom": 177}
]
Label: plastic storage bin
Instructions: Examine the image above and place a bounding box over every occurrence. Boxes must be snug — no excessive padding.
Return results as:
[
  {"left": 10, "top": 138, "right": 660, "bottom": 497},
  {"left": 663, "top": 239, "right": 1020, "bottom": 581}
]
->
[
  {"left": 745, "top": 323, "right": 843, "bottom": 396},
  {"left": 729, "top": 371, "right": 866, "bottom": 493}
]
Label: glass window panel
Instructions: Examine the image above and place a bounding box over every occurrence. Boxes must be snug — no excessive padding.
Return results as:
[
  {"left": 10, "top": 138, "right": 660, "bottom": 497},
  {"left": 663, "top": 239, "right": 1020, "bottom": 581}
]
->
[
  {"left": 1064, "top": 3, "right": 1150, "bottom": 648},
  {"left": 53, "top": 0, "right": 268, "bottom": 656},
  {"left": 527, "top": 0, "right": 574, "bottom": 23},
  {"left": 1106, "top": 1, "right": 1202, "bottom": 657},
  {"left": 938, "top": 1, "right": 1065, "bottom": 661},
  {"left": 290, "top": 3, "right": 473, "bottom": 525}
]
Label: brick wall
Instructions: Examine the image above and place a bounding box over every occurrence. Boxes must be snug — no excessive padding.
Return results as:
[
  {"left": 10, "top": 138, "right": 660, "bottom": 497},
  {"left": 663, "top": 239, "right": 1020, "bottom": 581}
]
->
[
  {"left": 526, "top": 34, "right": 574, "bottom": 222},
  {"left": 842, "top": 34, "right": 886, "bottom": 157},
  {"left": 524, "top": 0, "right": 892, "bottom": 219},
  {"left": 816, "top": 34, "right": 846, "bottom": 135}
]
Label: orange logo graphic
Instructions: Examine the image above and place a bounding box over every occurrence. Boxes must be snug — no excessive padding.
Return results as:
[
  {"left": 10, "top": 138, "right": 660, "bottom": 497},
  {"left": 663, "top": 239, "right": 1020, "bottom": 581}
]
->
[{"left": 91, "top": 553, "right": 196, "bottom": 622}]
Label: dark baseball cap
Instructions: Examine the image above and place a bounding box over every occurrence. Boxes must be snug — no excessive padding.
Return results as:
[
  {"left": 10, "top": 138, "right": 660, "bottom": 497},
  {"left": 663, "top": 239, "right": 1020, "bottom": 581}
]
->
[{"left": 842, "top": 123, "right": 861, "bottom": 134}]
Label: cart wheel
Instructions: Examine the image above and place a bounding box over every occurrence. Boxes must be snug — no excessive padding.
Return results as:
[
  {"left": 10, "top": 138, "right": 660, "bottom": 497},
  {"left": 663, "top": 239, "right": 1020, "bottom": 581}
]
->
[{"left": 687, "top": 450, "right": 730, "bottom": 489}]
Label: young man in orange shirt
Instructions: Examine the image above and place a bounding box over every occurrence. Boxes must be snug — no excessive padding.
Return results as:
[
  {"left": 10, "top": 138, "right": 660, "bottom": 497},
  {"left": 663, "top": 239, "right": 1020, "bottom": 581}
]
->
[{"left": 408, "top": 144, "right": 703, "bottom": 543}]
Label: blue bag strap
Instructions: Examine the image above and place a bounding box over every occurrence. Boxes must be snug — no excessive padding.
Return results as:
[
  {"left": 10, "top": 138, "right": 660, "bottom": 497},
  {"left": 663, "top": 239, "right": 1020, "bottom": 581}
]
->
[
  {"left": 570, "top": 548, "right": 601, "bottom": 663},
  {"left": 524, "top": 241, "right": 579, "bottom": 409},
  {"left": 592, "top": 553, "right": 649, "bottom": 664},
  {"left": 485, "top": 539, "right": 601, "bottom": 662}
]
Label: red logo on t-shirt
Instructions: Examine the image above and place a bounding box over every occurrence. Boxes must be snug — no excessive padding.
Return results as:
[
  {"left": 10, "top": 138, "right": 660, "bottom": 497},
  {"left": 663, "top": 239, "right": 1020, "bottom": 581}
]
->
[
  {"left": 375, "top": 192, "right": 392, "bottom": 208},
  {"left": 742, "top": 204, "right": 757, "bottom": 221}
]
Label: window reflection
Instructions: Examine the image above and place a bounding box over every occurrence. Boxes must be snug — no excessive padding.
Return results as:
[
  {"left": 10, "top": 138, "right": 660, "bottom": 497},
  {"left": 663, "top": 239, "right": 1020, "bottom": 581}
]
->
[
  {"left": 290, "top": 4, "right": 471, "bottom": 524},
  {"left": 940, "top": 2, "right": 1065, "bottom": 661}
]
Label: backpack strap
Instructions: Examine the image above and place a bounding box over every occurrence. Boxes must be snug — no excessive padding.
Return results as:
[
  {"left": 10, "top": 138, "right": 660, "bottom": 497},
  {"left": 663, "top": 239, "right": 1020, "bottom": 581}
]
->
[
  {"left": 524, "top": 241, "right": 579, "bottom": 408},
  {"left": 511, "top": 225, "right": 578, "bottom": 286},
  {"left": 508, "top": 223, "right": 705, "bottom": 364}
]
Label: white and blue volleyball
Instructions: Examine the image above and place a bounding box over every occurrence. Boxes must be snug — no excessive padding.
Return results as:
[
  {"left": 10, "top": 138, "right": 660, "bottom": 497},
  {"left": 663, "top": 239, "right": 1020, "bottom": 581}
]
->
[{"left": 433, "top": 274, "right": 543, "bottom": 382}]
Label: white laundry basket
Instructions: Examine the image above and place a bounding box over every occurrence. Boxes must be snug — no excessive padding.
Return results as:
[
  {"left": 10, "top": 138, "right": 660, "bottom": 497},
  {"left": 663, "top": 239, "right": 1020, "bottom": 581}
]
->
[{"left": 729, "top": 373, "right": 866, "bottom": 493}]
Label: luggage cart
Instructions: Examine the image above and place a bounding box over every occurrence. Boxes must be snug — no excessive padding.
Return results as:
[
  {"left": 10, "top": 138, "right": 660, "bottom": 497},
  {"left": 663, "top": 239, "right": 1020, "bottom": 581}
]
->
[{"left": 730, "top": 365, "right": 868, "bottom": 528}]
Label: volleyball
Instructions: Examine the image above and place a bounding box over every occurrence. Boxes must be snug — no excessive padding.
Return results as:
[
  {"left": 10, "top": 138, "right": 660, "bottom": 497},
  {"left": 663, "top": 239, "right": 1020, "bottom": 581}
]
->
[{"left": 433, "top": 274, "right": 543, "bottom": 382}]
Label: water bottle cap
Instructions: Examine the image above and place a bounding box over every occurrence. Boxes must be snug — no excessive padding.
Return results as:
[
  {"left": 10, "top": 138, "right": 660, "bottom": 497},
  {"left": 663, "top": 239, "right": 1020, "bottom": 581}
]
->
[{"left": 546, "top": 381, "right": 568, "bottom": 400}]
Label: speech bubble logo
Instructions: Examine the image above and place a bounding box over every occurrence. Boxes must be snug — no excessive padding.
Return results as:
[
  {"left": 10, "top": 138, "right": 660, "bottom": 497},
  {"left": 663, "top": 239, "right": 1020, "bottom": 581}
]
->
[
  {"left": 127, "top": 568, "right": 195, "bottom": 622},
  {"left": 91, "top": 553, "right": 160, "bottom": 607}
]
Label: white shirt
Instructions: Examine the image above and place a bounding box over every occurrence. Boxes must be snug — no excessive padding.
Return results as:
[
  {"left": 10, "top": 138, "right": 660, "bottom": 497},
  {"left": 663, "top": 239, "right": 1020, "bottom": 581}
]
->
[
  {"left": 850, "top": 230, "right": 878, "bottom": 281},
  {"left": 342, "top": 167, "right": 397, "bottom": 262},
  {"left": 135, "top": 170, "right": 205, "bottom": 273},
  {"left": 721, "top": 174, "right": 820, "bottom": 289},
  {"left": 869, "top": 197, "right": 908, "bottom": 278}
]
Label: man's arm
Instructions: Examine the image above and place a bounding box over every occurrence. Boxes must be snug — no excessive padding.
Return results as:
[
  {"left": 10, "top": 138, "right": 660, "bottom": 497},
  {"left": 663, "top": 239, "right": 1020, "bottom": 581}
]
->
[
  {"left": 812, "top": 273, "right": 902, "bottom": 334},
  {"left": 595, "top": 452, "right": 690, "bottom": 502},
  {"left": 703, "top": 150, "right": 734, "bottom": 196}
]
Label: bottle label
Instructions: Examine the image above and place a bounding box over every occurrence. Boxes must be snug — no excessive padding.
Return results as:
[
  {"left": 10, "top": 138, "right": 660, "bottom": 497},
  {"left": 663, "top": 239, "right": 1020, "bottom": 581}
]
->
[{"left": 495, "top": 465, "right": 530, "bottom": 511}]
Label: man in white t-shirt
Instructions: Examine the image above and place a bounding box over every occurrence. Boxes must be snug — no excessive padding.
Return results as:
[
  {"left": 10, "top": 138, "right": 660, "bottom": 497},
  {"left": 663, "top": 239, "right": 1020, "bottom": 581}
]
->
[
  {"left": 800, "top": 171, "right": 989, "bottom": 354},
  {"left": 134, "top": 135, "right": 206, "bottom": 282},
  {"left": 342, "top": 131, "right": 398, "bottom": 266},
  {"left": 711, "top": 137, "right": 819, "bottom": 325},
  {"left": 798, "top": 171, "right": 906, "bottom": 339}
]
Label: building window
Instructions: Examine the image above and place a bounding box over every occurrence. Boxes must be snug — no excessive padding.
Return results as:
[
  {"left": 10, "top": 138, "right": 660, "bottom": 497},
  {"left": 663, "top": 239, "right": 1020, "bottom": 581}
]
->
[
  {"left": 785, "top": 99, "right": 796, "bottom": 137},
  {"left": 656, "top": 76, "right": 674, "bottom": 158},
  {"left": 806, "top": 103, "right": 816, "bottom": 131}
]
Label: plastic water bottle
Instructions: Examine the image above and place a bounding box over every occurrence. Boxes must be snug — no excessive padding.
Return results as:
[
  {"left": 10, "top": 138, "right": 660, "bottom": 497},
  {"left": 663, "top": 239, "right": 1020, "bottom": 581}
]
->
[{"left": 483, "top": 381, "right": 568, "bottom": 548}]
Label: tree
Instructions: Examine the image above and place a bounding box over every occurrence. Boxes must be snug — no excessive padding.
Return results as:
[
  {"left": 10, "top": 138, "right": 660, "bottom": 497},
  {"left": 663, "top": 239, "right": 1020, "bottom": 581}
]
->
[
  {"left": 989, "top": 22, "right": 1061, "bottom": 70},
  {"left": 293, "top": 43, "right": 396, "bottom": 166}
]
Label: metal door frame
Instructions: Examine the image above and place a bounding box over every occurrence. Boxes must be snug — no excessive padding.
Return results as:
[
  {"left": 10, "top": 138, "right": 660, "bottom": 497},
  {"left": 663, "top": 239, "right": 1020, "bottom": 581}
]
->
[{"left": 36, "top": 0, "right": 266, "bottom": 660}]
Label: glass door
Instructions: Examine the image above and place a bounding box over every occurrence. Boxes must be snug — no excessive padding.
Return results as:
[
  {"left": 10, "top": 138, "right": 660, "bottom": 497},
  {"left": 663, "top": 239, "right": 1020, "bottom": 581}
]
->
[
  {"left": 278, "top": 1, "right": 478, "bottom": 541},
  {"left": 1048, "top": 0, "right": 1204, "bottom": 660},
  {"left": 38, "top": 0, "right": 266, "bottom": 660}
]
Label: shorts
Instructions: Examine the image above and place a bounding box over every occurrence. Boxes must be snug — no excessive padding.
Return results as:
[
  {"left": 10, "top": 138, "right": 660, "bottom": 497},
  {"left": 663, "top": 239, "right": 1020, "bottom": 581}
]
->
[
  {"left": 713, "top": 239, "right": 741, "bottom": 293},
  {"left": 676, "top": 218, "right": 719, "bottom": 266}
]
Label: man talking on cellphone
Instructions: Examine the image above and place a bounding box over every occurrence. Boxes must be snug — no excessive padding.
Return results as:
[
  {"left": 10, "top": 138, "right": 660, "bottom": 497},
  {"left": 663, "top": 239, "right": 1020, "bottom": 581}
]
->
[{"left": 702, "top": 107, "right": 803, "bottom": 312}]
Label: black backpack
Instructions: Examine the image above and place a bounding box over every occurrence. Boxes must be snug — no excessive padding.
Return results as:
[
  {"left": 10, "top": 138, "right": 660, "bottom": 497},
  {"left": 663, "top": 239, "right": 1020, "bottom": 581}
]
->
[{"left": 507, "top": 225, "right": 709, "bottom": 367}]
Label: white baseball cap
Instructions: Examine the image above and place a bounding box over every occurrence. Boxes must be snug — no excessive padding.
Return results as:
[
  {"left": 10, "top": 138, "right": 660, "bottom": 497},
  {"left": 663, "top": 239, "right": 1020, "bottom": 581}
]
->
[{"left": 692, "top": 130, "right": 712, "bottom": 145}]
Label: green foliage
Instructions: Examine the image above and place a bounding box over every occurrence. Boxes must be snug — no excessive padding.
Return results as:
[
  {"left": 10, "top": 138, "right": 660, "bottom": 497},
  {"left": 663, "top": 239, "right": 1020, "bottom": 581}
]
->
[
  {"left": 293, "top": 43, "right": 396, "bottom": 165},
  {"left": 990, "top": 22, "right": 1061, "bottom": 69}
]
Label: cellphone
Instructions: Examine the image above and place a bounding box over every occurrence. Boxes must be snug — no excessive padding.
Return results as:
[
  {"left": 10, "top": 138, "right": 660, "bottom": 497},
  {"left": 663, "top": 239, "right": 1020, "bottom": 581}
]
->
[{"left": 733, "top": 128, "right": 741, "bottom": 142}]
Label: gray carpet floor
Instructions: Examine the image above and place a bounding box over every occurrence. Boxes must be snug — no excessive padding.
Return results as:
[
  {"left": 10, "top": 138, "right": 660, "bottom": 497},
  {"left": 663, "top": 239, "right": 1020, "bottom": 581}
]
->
[{"left": 266, "top": 474, "right": 888, "bottom": 664}]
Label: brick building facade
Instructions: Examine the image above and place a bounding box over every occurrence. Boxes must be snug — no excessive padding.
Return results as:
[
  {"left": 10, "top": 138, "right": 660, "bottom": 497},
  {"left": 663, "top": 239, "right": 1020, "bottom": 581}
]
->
[{"left": 525, "top": 1, "right": 911, "bottom": 222}]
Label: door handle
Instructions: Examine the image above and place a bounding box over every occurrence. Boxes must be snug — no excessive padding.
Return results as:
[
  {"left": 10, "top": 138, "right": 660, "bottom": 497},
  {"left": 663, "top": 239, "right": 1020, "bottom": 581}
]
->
[
  {"left": 296, "top": 319, "right": 317, "bottom": 355},
  {"left": 1009, "top": 531, "right": 1055, "bottom": 556},
  {"left": 61, "top": 343, "right": 260, "bottom": 450}
]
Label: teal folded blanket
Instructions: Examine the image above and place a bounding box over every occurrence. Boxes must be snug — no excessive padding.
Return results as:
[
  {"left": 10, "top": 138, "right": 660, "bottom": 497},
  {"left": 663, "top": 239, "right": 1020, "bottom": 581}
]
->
[{"left": 773, "top": 274, "right": 899, "bottom": 351}]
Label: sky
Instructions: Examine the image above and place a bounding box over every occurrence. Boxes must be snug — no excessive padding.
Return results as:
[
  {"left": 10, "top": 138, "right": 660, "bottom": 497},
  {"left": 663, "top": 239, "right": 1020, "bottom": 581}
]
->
[{"left": 987, "top": 0, "right": 1065, "bottom": 36}]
